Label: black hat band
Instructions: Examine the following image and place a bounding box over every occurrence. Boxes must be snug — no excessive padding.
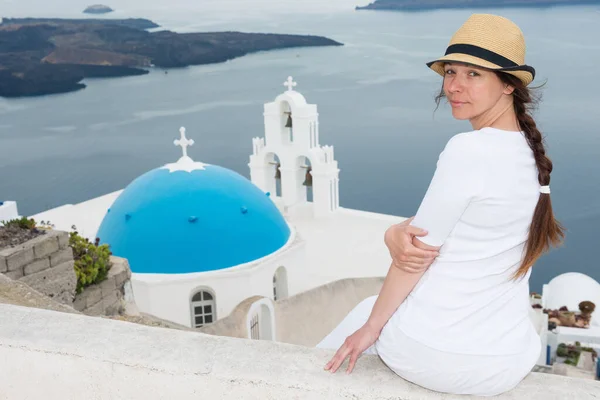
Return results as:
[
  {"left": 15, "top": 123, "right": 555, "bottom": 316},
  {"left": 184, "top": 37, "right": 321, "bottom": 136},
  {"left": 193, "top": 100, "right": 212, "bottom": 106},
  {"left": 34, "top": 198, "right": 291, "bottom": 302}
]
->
[
  {"left": 445, "top": 44, "right": 518, "bottom": 68},
  {"left": 442, "top": 43, "right": 535, "bottom": 78}
]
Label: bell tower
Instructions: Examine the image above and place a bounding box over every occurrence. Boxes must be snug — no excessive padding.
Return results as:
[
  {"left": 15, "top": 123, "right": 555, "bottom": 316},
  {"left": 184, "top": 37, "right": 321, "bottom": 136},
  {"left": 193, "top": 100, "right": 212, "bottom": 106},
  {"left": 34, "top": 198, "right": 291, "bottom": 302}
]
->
[{"left": 249, "top": 76, "right": 340, "bottom": 218}]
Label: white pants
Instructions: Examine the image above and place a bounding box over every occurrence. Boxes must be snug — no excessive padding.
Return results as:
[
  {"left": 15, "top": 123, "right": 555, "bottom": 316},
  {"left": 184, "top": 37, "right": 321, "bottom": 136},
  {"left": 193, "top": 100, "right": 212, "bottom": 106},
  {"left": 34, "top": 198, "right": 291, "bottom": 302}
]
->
[{"left": 316, "top": 295, "right": 540, "bottom": 397}]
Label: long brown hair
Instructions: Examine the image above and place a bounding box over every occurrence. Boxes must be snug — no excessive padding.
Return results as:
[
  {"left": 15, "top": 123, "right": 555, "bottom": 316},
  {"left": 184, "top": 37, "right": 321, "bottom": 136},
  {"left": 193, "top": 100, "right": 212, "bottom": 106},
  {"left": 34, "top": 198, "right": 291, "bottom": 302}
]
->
[{"left": 434, "top": 69, "right": 566, "bottom": 280}]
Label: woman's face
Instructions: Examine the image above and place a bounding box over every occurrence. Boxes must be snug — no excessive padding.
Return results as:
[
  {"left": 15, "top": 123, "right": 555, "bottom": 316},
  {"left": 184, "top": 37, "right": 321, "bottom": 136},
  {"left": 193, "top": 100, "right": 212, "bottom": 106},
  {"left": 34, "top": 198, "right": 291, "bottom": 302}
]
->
[{"left": 442, "top": 62, "right": 512, "bottom": 121}]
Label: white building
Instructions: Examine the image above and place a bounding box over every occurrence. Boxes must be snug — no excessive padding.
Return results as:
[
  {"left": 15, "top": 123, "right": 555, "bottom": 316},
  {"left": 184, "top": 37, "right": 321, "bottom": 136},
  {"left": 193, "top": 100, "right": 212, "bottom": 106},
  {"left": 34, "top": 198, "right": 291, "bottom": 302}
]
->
[
  {"left": 542, "top": 272, "right": 600, "bottom": 314},
  {"left": 541, "top": 272, "right": 600, "bottom": 362},
  {"left": 28, "top": 77, "right": 402, "bottom": 329},
  {"left": 0, "top": 201, "right": 20, "bottom": 223}
]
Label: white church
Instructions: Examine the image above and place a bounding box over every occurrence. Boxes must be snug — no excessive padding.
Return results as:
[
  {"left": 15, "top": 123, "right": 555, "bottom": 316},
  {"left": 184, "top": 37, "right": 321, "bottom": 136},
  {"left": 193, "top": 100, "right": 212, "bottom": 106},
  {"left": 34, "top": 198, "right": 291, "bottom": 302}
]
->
[
  {"left": 8, "top": 76, "right": 400, "bottom": 329},
  {"left": 1, "top": 77, "right": 599, "bottom": 372}
]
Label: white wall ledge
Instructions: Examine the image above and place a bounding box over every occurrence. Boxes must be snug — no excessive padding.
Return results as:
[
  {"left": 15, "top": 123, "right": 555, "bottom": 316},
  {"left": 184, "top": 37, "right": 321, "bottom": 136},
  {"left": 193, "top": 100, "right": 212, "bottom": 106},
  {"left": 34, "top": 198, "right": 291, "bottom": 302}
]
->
[{"left": 0, "top": 304, "right": 598, "bottom": 399}]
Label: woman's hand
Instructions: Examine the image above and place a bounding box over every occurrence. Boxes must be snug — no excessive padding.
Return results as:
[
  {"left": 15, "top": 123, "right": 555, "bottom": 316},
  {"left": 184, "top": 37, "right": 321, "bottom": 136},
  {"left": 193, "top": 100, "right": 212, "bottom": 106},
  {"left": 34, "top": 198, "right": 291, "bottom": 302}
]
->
[
  {"left": 384, "top": 217, "right": 440, "bottom": 273},
  {"left": 324, "top": 323, "right": 380, "bottom": 374}
]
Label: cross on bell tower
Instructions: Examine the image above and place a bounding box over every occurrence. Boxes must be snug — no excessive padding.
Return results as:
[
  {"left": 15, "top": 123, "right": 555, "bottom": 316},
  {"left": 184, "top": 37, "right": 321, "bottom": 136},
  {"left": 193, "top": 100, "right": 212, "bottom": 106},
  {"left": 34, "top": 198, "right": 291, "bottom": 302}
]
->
[{"left": 283, "top": 76, "right": 297, "bottom": 92}]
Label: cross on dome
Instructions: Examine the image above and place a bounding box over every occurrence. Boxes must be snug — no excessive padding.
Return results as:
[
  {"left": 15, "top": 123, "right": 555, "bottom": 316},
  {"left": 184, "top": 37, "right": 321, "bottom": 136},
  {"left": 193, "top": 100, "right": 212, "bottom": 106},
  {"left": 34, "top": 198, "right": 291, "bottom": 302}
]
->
[
  {"left": 174, "top": 126, "right": 194, "bottom": 159},
  {"left": 162, "top": 126, "right": 207, "bottom": 173},
  {"left": 283, "top": 76, "right": 297, "bottom": 92}
]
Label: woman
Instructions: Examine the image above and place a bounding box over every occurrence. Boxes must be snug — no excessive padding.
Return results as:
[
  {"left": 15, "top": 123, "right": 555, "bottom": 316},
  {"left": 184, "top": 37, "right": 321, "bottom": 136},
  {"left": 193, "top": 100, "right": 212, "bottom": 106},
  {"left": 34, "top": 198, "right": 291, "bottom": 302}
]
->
[{"left": 316, "top": 13, "right": 565, "bottom": 396}]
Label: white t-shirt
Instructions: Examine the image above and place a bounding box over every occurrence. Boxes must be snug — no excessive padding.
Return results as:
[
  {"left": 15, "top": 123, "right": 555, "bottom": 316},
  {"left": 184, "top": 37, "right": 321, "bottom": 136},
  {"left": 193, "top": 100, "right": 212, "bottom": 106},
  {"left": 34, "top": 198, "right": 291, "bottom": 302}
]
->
[{"left": 395, "top": 127, "right": 542, "bottom": 356}]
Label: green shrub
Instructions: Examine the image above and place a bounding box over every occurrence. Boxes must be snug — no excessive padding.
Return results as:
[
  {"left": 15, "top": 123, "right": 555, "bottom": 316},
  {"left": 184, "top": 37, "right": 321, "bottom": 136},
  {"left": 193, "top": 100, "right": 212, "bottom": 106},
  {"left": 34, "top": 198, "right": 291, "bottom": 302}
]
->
[
  {"left": 557, "top": 342, "right": 585, "bottom": 366},
  {"left": 2, "top": 216, "right": 36, "bottom": 230},
  {"left": 69, "top": 227, "right": 112, "bottom": 294},
  {"left": 556, "top": 343, "right": 568, "bottom": 357}
]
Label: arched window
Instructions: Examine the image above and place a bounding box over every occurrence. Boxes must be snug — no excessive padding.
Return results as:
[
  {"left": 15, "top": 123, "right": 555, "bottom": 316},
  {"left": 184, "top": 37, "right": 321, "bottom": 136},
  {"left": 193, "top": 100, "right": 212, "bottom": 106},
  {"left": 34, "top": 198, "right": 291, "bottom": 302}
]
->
[
  {"left": 273, "top": 266, "right": 288, "bottom": 301},
  {"left": 191, "top": 290, "right": 216, "bottom": 328}
]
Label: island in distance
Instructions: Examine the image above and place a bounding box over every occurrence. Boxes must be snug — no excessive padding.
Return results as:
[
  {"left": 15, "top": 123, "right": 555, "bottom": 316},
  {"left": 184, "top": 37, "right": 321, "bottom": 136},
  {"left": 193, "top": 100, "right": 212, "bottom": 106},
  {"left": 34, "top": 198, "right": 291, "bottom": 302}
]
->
[
  {"left": 0, "top": 18, "right": 342, "bottom": 98},
  {"left": 356, "top": 0, "right": 600, "bottom": 11},
  {"left": 83, "top": 4, "right": 114, "bottom": 14}
]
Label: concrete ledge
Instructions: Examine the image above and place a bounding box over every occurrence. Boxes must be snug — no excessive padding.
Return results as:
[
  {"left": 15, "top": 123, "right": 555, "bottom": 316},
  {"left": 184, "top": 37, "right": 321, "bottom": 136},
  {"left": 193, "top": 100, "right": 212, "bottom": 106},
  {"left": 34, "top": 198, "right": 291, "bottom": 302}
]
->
[{"left": 1, "top": 304, "right": 598, "bottom": 399}]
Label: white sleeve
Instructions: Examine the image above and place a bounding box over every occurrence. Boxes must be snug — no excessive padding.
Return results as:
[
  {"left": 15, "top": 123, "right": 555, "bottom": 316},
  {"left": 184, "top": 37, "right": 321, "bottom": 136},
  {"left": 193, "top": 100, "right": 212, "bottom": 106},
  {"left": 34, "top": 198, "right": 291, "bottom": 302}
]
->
[{"left": 409, "top": 134, "right": 484, "bottom": 247}]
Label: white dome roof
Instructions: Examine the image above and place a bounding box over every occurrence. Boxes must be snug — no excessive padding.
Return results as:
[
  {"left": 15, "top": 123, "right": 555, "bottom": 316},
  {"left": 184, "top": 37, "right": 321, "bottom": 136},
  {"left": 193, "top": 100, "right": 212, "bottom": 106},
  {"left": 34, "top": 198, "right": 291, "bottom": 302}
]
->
[{"left": 543, "top": 272, "right": 600, "bottom": 311}]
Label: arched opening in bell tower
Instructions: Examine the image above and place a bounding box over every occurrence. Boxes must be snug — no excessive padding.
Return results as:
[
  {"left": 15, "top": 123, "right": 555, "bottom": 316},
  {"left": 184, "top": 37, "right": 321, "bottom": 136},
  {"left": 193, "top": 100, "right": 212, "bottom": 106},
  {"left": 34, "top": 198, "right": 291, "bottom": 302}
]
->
[
  {"left": 279, "top": 101, "right": 293, "bottom": 145},
  {"left": 265, "top": 152, "right": 282, "bottom": 198},
  {"left": 296, "top": 156, "right": 313, "bottom": 203}
]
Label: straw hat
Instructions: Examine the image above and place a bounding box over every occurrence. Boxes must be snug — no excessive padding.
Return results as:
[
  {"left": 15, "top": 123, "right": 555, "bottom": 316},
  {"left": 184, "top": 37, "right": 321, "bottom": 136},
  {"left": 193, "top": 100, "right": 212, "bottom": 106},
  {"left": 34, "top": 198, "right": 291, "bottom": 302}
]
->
[{"left": 427, "top": 14, "right": 535, "bottom": 86}]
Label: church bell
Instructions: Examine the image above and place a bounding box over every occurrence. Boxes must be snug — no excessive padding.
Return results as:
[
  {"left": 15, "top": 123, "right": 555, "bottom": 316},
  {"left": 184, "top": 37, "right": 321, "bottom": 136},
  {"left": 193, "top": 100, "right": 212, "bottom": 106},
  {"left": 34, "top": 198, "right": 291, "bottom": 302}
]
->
[
  {"left": 284, "top": 112, "right": 292, "bottom": 128},
  {"left": 303, "top": 166, "right": 312, "bottom": 187},
  {"left": 274, "top": 162, "right": 281, "bottom": 180}
]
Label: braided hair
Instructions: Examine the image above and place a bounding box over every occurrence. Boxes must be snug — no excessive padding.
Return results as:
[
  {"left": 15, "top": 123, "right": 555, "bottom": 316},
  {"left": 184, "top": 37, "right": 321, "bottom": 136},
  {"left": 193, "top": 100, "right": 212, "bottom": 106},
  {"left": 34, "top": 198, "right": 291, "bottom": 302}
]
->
[{"left": 498, "top": 73, "right": 565, "bottom": 279}]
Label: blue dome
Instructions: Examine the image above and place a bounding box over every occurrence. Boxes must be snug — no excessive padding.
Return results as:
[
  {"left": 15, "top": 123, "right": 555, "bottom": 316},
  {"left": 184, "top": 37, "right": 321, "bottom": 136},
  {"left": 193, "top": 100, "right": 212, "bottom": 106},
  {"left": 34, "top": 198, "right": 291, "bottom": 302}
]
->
[{"left": 96, "top": 163, "right": 290, "bottom": 274}]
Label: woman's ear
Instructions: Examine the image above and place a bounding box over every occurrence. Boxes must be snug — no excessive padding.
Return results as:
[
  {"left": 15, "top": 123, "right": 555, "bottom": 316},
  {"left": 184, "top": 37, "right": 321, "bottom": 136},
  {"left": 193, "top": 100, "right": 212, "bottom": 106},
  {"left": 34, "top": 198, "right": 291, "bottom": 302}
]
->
[{"left": 504, "top": 84, "right": 515, "bottom": 95}]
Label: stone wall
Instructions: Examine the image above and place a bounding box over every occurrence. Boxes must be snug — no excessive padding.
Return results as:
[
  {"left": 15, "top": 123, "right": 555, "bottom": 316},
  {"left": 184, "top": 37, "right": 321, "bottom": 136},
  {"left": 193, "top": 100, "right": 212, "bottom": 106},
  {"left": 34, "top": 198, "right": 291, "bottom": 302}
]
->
[
  {"left": 276, "top": 277, "right": 384, "bottom": 346},
  {"left": 0, "top": 230, "right": 133, "bottom": 316},
  {"left": 0, "top": 230, "right": 76, "bottom": 304},
  {"left": 2, "top": 303, "right": 598, "bottom": 400},
  {"left": 199, "top": 277, "right": 384, "bottom": 346},
  {"left": 73, "top": 256, "right": 131, "bottom": 316}
]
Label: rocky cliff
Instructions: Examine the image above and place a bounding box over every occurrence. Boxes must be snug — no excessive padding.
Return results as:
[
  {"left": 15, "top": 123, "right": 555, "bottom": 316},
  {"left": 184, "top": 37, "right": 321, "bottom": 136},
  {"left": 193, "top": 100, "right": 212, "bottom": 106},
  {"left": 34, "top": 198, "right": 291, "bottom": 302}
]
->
[{"left": 0, "top": 18, "right": 343, "bottom": 97}]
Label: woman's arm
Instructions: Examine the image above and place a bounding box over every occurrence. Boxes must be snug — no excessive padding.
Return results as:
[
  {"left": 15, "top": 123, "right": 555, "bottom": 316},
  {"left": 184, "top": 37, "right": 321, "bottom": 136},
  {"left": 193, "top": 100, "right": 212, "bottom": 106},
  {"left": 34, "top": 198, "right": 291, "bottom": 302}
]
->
[
  {"left": 366, "top": 262, "right": 426, "bottom": 336},
  {"left": 324, "top": 262, "right": 426, "bottom": 374}
]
